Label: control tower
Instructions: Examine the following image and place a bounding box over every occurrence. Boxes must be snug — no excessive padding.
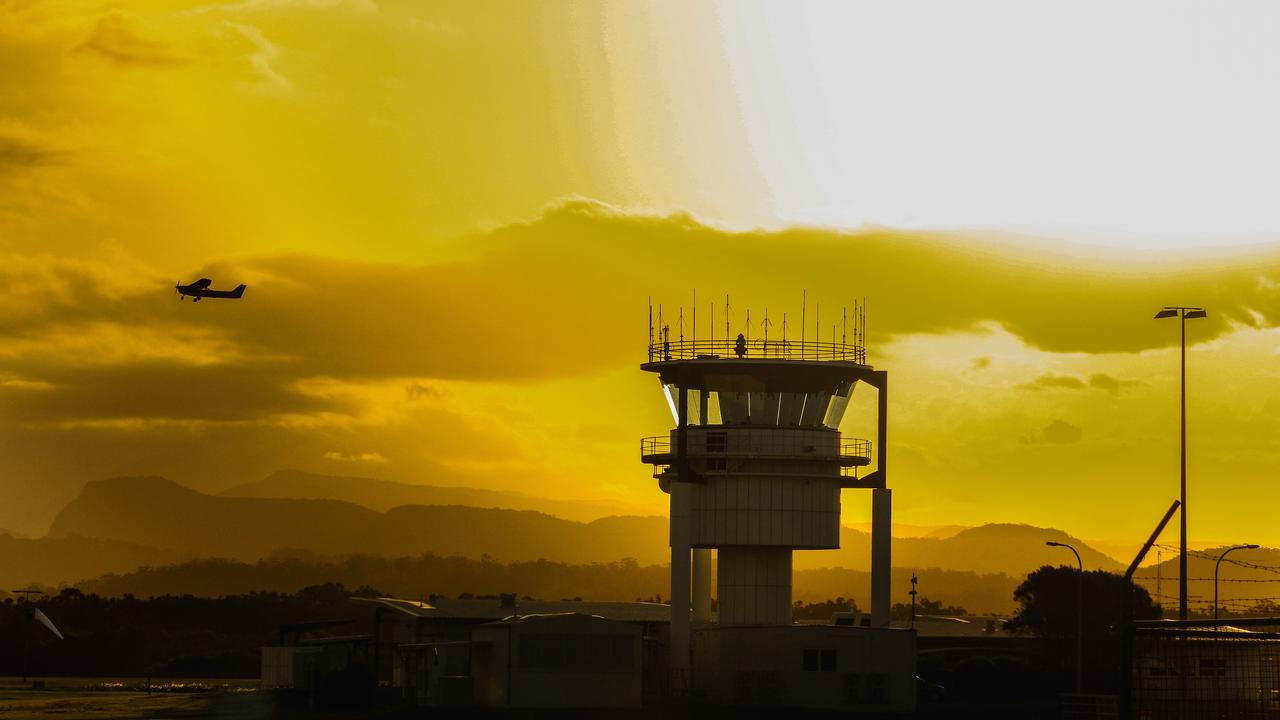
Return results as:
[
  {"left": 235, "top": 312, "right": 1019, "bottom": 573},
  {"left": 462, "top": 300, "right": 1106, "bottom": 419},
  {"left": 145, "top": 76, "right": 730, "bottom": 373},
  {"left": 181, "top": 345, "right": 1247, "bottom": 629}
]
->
[{"left": 641, "top": 301, "right": 908, "bottom": 710}]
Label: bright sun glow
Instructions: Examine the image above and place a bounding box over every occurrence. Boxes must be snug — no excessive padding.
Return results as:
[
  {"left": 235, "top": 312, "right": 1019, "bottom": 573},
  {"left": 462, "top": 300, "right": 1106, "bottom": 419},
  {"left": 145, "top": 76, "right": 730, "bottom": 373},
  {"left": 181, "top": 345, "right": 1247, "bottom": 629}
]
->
[{"left": 714, "top": 0, "right": 1280, "bottom": 248}]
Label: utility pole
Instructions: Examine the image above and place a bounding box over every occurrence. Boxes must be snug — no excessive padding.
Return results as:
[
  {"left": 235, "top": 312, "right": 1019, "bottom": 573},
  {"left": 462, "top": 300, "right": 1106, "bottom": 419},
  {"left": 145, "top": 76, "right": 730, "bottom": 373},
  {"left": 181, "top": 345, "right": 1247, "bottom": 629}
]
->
[
  {"left": 12, "top": 588, "right": 46, "bottom": 683},
  {"left": 909, "top": 574, "right": 918, "bottom": 630}
]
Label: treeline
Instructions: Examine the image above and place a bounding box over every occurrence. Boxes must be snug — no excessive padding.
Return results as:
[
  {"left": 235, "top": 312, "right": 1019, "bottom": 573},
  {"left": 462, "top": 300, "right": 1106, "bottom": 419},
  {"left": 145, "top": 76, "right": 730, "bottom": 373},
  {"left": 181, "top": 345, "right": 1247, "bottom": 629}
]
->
[
  {"left": 73, "top": 553, "right": 672, "bottom": 604},
  {"left": 0, "top": 583, "right": 378, "bottom": 679},
  {"left": 28, "top": 552, "right": 1020, "bottom": 614}
]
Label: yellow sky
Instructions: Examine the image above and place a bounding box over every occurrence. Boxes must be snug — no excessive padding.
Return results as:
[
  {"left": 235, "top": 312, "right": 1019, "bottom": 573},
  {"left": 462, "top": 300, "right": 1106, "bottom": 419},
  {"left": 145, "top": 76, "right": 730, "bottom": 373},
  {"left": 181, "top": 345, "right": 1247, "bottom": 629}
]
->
[{"left": 3, "top": 1, "right": 1280, "bottom": 551}]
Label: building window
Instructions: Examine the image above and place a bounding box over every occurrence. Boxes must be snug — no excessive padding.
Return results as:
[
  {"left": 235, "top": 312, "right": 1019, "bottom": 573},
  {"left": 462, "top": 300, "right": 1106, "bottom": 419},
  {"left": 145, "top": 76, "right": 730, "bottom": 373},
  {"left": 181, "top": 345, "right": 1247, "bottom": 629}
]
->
[
  {"left": 842, "top": 673, "right": 862, "bottom": 703},
  {"left": 758, "top": 671, "right": 778, "bottom": 701},
  {"left": 803, "top": 648, "right": 837, "bottom": 672},
  {"left": 735, "top": 671, "right": 753, "bottom": 701},
  {"left": 706, "top": 431, "right": 727, "bottom": 453},
  {"left": 865, "top": 673, "right": 887, "bottom": 703},
  {"left": 803, "top": 648, "right": 819, "bottom": 672},
  {"left": 821, "top": 648, "right": 837, "bottom": 672}
]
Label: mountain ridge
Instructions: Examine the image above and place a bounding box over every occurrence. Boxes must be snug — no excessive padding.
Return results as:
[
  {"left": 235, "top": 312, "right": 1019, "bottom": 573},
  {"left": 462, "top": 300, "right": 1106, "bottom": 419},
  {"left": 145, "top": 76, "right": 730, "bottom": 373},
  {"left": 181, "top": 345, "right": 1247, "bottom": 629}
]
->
[
  {"left": 47, "top": 476, "right": 1125, "bottom": 580},
  {"left": 221, "top": 468, "right": 658, "bottom": 522}
]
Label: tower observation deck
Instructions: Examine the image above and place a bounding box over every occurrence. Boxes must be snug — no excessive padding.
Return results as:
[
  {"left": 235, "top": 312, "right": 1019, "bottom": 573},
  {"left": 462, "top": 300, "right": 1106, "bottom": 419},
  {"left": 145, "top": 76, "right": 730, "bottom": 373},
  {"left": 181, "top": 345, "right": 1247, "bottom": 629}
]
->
[{"left": 640, "top": 300, "right": 894, "bottom": 697}]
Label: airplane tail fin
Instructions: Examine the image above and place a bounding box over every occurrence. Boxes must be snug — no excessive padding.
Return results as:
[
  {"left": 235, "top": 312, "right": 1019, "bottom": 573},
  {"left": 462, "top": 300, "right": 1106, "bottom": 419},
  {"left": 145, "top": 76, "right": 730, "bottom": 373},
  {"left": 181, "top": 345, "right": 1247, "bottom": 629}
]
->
[{"left": 232, "top": 284, "right": 246, "bottom": 298}]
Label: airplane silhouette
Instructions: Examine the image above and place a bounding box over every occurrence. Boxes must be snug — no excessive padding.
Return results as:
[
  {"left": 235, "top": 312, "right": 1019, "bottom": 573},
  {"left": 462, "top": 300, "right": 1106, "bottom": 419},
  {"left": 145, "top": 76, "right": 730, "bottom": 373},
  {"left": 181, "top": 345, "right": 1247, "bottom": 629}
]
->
[{"left": 176, "top": 278, "right": 247, "bottom": 302}]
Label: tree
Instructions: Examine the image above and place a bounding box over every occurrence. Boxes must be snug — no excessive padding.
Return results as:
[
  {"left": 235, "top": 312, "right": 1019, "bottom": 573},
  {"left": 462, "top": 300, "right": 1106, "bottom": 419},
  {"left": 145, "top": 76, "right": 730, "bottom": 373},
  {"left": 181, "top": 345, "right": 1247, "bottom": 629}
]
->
[
  {"left": 1007, "top": 565, "right": 1160, "bottom": 692},
  {"left": 890, "top": 596, "right": 967, "bottom": 621}
]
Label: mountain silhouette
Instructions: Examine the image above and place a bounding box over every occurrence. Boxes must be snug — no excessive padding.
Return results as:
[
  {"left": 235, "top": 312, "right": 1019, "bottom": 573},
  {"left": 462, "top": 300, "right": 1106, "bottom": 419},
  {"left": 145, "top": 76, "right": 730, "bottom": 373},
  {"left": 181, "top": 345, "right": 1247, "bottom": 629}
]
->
[
  {"left": 49, "top": 477, "right": 1123, "bottom": 586},
  {"left": 50, "top": 476, "right": 671, "bottom": 564},
  {"left": 0, "top": 532, "right": 192, "bottom": 589},
  {"left": 221, "top": 468, "right": 653, "bottom": 522},
  {"left": 807, "top": 523, "right": 1125, "bottom": 575}
]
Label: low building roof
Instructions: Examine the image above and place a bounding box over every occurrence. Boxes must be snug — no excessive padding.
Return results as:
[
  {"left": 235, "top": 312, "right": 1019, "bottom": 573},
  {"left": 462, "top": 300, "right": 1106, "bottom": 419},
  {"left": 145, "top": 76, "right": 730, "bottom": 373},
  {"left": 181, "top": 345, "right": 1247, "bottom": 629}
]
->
[{"left": 352, "top": 597, "right": 671, "bottom": 624}]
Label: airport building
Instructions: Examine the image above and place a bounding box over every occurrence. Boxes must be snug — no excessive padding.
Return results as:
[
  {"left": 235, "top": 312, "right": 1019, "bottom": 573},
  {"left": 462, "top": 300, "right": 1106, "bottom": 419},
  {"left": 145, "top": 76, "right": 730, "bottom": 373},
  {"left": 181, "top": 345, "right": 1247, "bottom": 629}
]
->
[{"left": 262, "top": 300, "right": 916, "bottom": 712}]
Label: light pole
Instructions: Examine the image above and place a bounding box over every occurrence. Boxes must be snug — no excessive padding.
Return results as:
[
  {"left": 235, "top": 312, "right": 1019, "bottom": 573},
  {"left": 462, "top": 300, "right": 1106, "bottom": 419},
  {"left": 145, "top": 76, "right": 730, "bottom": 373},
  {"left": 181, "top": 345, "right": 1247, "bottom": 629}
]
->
[
  {"left": 1154, "top": 306, "right": 1207, "bottom": 621},
  {"left": 1214, "top": 544, "right": 1259, "bottom": 624},
  {"left": 1047, "top": 541, "right": 1084, "bottom": 693},
  {"left": 909, "top": 573, "right": 918, "bottom": 629}
]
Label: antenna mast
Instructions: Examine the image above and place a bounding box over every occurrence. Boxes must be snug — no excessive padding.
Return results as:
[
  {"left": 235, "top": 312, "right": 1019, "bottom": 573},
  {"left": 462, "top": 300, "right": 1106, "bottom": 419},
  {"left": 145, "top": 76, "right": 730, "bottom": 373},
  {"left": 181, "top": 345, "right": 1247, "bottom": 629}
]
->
[{"left": 725, "top": 294, "right": 731, "bottom": 345}]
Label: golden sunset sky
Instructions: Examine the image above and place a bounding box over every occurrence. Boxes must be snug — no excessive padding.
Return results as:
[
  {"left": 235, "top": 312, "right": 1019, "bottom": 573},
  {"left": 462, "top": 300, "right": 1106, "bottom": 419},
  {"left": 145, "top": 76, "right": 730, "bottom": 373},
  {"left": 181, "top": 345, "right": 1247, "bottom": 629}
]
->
[{"left": 3, "top": 0, "right": 1280, "bottom": 549}]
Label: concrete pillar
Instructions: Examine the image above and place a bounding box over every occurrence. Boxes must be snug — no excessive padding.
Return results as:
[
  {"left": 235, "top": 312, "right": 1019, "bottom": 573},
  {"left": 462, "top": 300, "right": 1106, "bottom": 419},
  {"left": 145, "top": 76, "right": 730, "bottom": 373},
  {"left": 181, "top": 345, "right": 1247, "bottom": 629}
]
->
[
  {"left": 871, "top": 487, "right": 892, "bottom": 627},
  {"left": 717, "top": 546, "right": 792, "bottom": 626},
  {"left": 670, "top": 482, "right": 691, "bottom": 689},
  {"left": 692, "top": 548, "right": 712, "bottom": 623}
]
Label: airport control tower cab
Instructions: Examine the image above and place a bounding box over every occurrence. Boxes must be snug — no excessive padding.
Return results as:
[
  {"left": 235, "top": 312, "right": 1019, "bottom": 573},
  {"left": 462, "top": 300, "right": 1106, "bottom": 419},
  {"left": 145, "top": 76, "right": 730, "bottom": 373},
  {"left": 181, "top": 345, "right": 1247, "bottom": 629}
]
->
[{"left": 641, "top": 299, "right": 912, "bottom": 712}]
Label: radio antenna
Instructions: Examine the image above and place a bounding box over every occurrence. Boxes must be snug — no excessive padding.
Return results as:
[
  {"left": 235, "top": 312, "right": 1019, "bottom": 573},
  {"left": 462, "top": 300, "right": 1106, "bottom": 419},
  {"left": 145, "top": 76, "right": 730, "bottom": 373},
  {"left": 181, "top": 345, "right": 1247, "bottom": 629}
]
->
[
  {"left": 648, "top": 298, "right": 654, "bottom": 360},
  {"left": 800, "top": 291, "right": 806, "bottom": 359},
  {"left": 725, "top": 294, "right": 731, "bottom": 345}
]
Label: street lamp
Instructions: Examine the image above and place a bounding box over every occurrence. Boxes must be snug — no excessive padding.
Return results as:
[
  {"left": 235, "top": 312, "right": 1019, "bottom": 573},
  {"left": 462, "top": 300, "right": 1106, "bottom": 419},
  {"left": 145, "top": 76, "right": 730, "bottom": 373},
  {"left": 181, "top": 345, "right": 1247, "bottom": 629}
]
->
[
  {"left": 1047, "top": 541, "right": 1084, "bottom": 694},
  {"left": 1214, "top": 544, "right": 1260, "bottom": 624},
  {"left": 1154, "top": 306, "right": 1207, "bottom": 621}
]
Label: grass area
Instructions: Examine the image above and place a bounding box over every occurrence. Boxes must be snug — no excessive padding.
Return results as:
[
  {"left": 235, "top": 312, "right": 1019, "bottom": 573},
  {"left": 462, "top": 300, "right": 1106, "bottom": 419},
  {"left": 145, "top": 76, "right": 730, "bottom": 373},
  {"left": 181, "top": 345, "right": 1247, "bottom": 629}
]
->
[{"left": 0, "top": 677, "right": 264, "bottom": 720}]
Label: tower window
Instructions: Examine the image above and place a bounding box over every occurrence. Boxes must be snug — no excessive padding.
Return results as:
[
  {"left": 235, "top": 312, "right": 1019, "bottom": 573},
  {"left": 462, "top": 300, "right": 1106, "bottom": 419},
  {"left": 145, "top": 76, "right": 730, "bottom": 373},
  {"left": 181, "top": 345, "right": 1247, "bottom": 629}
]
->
[{"left": 706, "top": 431, "right": 727, "bottom": 453}]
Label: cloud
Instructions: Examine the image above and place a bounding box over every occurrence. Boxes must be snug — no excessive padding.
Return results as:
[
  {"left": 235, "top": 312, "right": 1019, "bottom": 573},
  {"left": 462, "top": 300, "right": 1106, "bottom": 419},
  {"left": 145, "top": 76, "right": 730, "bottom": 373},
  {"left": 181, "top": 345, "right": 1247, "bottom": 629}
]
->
[
  {"left": 0, "top": 135, "right": 64, "bottom": 174},
  {"left": 207, "top": 20, "right": 291, "bottom": 89},
  {"left": 1017, "top": 373, "right": 1088, "bottom": 391},
  {"left": 324, "top": 450, "right": 387, "bottom": 463},
  {"left": 971, "top": 356, "right": 991, "bottom": 370},
  {"left": 77, "top": 13, "right": 188, "bottom": 67},
  {"left": 405, "top": 382, "right": 440, "bottom": 401},
  {"left": 1041, "top": 419, "right": 1083, "bottom": 445},
  {"left": 1089, "top": 373, "right": 1141, "bottom": 394}
]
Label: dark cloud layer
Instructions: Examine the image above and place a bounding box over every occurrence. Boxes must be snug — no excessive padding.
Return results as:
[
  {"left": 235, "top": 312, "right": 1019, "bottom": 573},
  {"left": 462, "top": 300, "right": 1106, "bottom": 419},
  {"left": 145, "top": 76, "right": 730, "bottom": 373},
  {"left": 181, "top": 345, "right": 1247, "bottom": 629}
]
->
[
  {"left": 0, "top": 201, "right": 1278, "bottom": 533},
  {"left": 0, "top": 135, "right": 63, "bottom": 175},
  {"left": 76, "top": 13, "right": 187, "bottom": 67},
  {"left": 2, "top": 201, "right": 1279, "bottom": 428}
]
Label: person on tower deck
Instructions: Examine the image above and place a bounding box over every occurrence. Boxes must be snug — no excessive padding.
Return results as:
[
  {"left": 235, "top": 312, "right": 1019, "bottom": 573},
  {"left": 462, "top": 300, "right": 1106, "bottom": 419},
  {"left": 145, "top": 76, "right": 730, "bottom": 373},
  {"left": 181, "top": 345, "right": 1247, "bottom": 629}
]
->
[
  {"left": 663, "top": 324, "right": 672, "bottom": 361},
  {"left": 734, "top": 332, "right": 747, "bottom": 358}
]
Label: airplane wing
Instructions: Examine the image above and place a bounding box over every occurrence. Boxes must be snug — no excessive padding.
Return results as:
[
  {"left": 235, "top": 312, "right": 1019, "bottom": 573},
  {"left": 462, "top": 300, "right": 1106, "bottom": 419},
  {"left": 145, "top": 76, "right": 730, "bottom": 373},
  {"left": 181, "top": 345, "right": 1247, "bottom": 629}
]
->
[
  {"left": 32, "top": 608, "right": 64, "bottom": 640},
  {"left": 191, "top": 278, "right": 213, "bottom": 290}
]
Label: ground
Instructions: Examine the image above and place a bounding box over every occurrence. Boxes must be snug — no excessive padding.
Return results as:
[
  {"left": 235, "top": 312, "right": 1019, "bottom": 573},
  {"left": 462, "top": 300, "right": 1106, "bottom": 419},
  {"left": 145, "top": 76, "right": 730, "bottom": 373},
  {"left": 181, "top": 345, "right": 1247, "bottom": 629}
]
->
[{"left": 0, "top": 677, "right": 1064, "bottom": 718}]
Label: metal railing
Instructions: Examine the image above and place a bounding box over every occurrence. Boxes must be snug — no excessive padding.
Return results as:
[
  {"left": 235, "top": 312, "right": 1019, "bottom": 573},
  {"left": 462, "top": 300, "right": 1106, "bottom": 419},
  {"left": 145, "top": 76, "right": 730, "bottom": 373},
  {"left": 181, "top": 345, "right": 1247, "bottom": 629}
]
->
[
  {"left": 646, "top": 338, "right": 866, "bottom": 364},
  {"left": 640, "top": 436, "right": 871, "bottom": 463}
]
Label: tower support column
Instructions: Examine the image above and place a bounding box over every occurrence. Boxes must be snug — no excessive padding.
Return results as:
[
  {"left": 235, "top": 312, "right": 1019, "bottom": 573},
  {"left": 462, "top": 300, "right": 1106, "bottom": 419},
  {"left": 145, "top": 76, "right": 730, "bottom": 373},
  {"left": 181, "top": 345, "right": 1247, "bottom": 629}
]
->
[
  {"left": 871, "top": 487, "right": 892, "bottom": 627},
  {"left": 692, "top": 549, "right": 712, "bottom": 623},
  {"left": 670, "top": 482, "right": 691, "bottom": 690}
]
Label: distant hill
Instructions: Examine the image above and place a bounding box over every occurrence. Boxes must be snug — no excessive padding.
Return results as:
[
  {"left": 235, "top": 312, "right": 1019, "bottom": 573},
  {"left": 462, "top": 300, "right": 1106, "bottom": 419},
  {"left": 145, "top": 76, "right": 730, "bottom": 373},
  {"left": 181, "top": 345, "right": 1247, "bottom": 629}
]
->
[
  {"left": 51, "top": 477, "right": 1121, "bottom": 585},
  {"left": 51, "top": 476, "right": 672, "bottom": 565},
  {"left": 221, "top": 469, "right": 657, "bottom": 522},
  {"left": 806, "top": 523, "right": 1126, "bottom": 575},
  {"left": 846, "top": 522, "right": 970, "bottom": 540},
  {"left": 0, "top": 533, "right": 191, "bottom": 589},
  {"left": 1135, "top": 546, "right": 1280, "bottom": 613}
]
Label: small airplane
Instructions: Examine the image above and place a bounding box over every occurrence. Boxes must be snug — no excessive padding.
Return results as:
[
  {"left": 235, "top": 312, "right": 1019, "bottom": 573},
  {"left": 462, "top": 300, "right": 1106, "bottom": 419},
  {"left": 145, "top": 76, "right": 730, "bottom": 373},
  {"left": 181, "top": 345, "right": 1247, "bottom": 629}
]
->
[{"left": 175, "top": 278, "right": 247, "bottom": 302}]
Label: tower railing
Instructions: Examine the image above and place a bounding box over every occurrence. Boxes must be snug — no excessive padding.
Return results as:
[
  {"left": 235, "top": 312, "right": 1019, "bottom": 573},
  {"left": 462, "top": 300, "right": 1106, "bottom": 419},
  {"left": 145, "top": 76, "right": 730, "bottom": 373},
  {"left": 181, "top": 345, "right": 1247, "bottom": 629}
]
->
[
  {"left": 640, "top": 436, "right": 871, "bottom": 465},
  {"left": 646, "top": 338, "right": 866, "bottom": 364}
]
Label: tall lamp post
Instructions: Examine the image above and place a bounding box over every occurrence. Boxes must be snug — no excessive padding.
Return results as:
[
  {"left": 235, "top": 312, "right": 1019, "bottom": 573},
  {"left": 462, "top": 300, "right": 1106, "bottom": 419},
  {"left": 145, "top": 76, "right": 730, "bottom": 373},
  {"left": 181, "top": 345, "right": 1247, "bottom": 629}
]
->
[
  {"left": 1214, "top": 544, "right": 1259, "bottom": 624},
  {"left": 1047, "top": 541, "right": 1084, "bottom": 693},
  {"left": 1154, "top": 306, "right": 1207, "bottom": 621}
]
